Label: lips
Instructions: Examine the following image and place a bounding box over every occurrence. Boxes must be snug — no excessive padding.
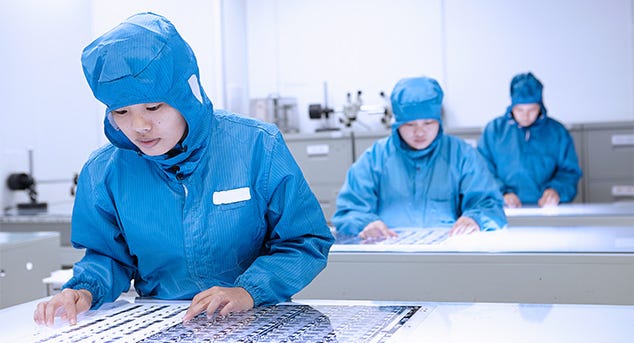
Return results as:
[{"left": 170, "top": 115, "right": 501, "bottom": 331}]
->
[{"left": 137, "top": 138, "right": 160, "bottom": 148}]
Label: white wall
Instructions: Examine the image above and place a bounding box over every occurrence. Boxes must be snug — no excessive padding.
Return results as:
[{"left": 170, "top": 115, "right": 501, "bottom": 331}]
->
[
  {"left": 244, "top": 0, "right": 634, "bottom": 132},
  {"left": 0, "top": 0, "right": 223, "bottom": 212},
  {"left": 0, "top": 0, "right": 96, "bottom": 211},
  {"left": 2, "top": 0, "right": 633, "bottom": 212},
  {"left": 443, "top": 0, "right": 633, "bottom": 128},
  {"left": 246, "top": 0, "right": 445, "bottom": 132},
  {"left": 221, "top": 0, "right": 250, "bottom": 115}
]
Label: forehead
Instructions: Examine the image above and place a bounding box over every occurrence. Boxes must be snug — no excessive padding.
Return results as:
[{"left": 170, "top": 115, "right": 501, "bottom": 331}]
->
[
  {"left": 513, "top": 103, "right": 540, "bottom": 111},
  {"left": 403, "top": 119, "right": 438, "bottom": 125}
]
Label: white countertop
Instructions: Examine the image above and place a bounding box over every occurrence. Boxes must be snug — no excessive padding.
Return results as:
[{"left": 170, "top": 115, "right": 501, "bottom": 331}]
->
[{"left": 1, "top": 298, "right": 632, "bottom": 342}]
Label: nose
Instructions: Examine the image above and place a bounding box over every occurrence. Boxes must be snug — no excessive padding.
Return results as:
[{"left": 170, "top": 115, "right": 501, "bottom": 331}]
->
[
  {"left": 413, "top": 125, "right": 426, "bottom": 136},
  {"left": 131, "top": 112, "right": 151, "bottom": 133}
]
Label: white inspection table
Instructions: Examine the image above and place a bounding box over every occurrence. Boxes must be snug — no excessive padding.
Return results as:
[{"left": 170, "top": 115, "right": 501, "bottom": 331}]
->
[
  {"left": 0, "top": 297, "right": 632, "bottom": 343},
  {"left": 296, "top": 226, "right": 634, "bottom": 305},
  {"left": 504, "top": 202, "right": 634, "bottom": 226}
]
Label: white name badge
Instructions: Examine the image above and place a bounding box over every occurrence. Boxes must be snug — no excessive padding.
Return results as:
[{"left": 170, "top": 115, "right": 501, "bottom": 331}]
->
[{"left": 212, "top": 187, "right": 251, "bottom": 205}]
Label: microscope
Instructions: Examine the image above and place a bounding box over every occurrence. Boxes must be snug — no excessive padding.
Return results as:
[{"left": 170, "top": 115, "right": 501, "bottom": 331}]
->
[
  {"left": 308, "top": 82, "right": 393, "bottom": 132},
  {"left": 5, "top": 150, "right": 47, "bottom": 214}
]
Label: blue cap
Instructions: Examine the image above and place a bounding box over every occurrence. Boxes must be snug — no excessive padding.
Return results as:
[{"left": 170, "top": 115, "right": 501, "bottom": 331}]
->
[
  {"left": 510, "top": 72, "right": 543, "bottom": 105},
  {"left": 390, "top": 77, "right": 443, "bottom": 127},
  {"left": 81, "top": 12, "right": 213, "bottom": 151}
]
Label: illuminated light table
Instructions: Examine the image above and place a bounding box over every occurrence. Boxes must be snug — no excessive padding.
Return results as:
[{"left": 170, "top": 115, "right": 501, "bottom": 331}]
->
[
  {"left": 504, "top": 202, "right": 634, "bottom": 226},
  {"left": 1, "top": 298, "right": 632, "bottom": 343},
  {"left": 296, "top": 226, "right": 634, "bottom": 305}
]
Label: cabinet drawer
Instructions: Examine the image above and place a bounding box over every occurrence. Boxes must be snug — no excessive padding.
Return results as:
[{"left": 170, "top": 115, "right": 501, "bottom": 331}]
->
[
  {"left": 286, "top": 135, "right": 353, "bottom": 185},
  {"left": 586, "top": 179, "right": 634, "bottom": 203},
  {"left": 585, "top": 128, "right": 634, "bottom": 179}
]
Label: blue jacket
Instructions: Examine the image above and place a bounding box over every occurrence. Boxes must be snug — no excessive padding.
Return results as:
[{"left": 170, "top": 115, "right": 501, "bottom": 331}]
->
[
  {"left": 331, "top": 128, "right": 507, "bottom": 236},
  {"left": 64, "top": 13, "right": 333, "bottom": 309},
  {"left": 477, "top": 109, "right": 582, "bottom": 204}
]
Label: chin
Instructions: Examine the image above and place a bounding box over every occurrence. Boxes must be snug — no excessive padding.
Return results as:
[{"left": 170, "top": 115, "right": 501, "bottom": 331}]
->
[{"left": 140, "top": 148, "right": 167, "bottom": 156}]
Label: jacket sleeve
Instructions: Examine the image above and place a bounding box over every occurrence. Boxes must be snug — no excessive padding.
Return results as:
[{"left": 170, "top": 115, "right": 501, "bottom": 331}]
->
[
  {"left": 545, "top": 129, "right": 583, "bottom": 202},
  {"left": 62, "top": 159, "right": 136, "bottom": 309},
  {"left": 233, "top": 133, "right": 334, "bottom": 306},
  {"left": 330, "top": 149, "right": 382, "bottom": 236},
  {"left": 477, "top": 123, "right": 514, "bottom": 195},
  {"left": 459, "top": 145, "right": 508, "bottom": 231}
]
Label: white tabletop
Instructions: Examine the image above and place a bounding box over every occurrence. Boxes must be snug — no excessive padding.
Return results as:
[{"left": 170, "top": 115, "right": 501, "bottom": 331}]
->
[
  {"left": 1, "top": 298, "right": 632, "bottom": 342},
  {"left": 333, "top": 225, "right": 634, "bottom": 253},
  {"left": 504, "top": 202, "right": 634, "bottom": 217}
]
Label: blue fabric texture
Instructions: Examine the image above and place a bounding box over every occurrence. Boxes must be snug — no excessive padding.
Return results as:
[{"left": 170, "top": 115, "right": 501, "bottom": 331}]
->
[
  {"left": 391, "top": 77, "right": 443, "bottom": 128},
  {"left": 332, "top": 77, "right": 506, "bottom": 236},
  {"left": 331, "top": 131, "right": 507, "bottom": 236},
  {"left": 510, "top": 72, "right": 543, "bottom": 106},
  {"left": 477, "top": 73, "right": 582, "bottom": 203},
  {"left": 65, "top": 12, "right": 334, "bottom": 309},
  {"left": 477, "top": 114, "right": 582, "bottom": 204}
]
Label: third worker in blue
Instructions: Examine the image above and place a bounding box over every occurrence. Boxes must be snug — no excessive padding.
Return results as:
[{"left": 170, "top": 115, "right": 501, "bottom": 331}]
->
[
  {"left": 331, "top": 77, "right": 507, "bottom": 240},
  {"left": 477, "top": 72, "right": 582, "bottom": 208}
]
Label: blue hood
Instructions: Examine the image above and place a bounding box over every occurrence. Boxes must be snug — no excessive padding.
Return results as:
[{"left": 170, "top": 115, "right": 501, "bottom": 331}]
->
[
  {"left": 390, "top": 76, "right": 444, "bottom": 156},
  {"left": 390, "top": 77, "right": 443, "bottom": 128},
  {"left": 505, "top": 72, "right": 548, "bottom": 125},
  {"left": 81, "top": 12, "right": 213, "bottom": 176}
]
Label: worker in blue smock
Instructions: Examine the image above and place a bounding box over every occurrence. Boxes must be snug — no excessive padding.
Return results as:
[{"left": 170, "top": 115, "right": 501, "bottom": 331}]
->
[
  {"left": 477, "top": 72, "right": 582, "bottom": 208},
  {"left": 34, "top": 12, "right": 334, "bottom": 327},
  {"left": 331, "top": 77, "right": 507, "bottom": 240}
]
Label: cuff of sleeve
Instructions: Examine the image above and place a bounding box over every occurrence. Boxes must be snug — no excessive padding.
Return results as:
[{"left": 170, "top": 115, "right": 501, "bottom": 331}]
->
[{"left": 235, "top": 281, "right": 265, "bottom": 306}]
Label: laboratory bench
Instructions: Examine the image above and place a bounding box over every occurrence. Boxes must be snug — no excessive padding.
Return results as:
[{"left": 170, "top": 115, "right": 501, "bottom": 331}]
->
[
  {"left": 296, "top": 225, "right": 634, "bottom": 306},
  {"left": 0, "top": 206, "right": 83, "bottom": 268},
  {"left": 1, "top": 297, "right": 632, "bottom": 342},
  {"left": 0, "top": 232, "right": 60, "bottom": 309},
  {"left": 505, "top": 201, "right": 634, "bottom": 226}
]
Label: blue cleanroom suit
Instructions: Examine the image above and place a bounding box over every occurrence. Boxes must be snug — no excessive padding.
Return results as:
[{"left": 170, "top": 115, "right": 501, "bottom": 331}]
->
[
  {"left": 331, "top": 126, "right": 508, "bottom": 237},
  {"left": 64, "top": 13, "right": 334, "bottom": 309},
  {"left": 477, "top": 76, "right": 582, "bottom": 204}
]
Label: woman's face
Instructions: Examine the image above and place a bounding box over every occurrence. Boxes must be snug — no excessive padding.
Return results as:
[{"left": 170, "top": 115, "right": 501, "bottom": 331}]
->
[
  {"left": 397, "top": 119, "right": 440, "bottom": 150},
  {"left": 512, "top": 103, "right": 541, "bottom": 127},
  {"left": 111, "top": 102, "right": 187, "bottom": 156}
]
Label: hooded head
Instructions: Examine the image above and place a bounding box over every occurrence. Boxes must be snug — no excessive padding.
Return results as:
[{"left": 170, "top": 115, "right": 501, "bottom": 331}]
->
[
  {"left": 81, "top": 12, "right": 213, "bottom": 158},
  {"left": 390, "top": 77, "right": 443, "bottom": 129},
  {"left": 506, "top": 72, "right": 548, "bottom": 125},
  {"left": 510, "top": 72, "right": 543, "bottom": 106}
]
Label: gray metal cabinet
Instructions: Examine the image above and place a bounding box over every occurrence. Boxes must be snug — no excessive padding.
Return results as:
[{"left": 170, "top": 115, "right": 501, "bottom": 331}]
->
[
  {"left": 0, "top": 214, "right": 83, "bottom": 268},
  {"left": 567, "top": 125, "right": 585, "bottom": 203},
  {"left": 352, "top": 131, "right": 389, "bottom": 160},
  {"left": 583, "top": 122, "right": 634, "bottom": 202},
  {"left": 0, "top": 232, "right": 59, "bottom": 308},
  {"left": 283, "top": 132, "right": 354, "bottom": 223},
  {"left": 445, "top": 127, "right": 483, "bottom": 148}
]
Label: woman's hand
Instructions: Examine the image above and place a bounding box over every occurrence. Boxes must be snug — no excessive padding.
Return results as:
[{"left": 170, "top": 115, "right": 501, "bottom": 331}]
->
[
  {"left": 449, "top": 216, "right": 480, "bottom": 236},
  {"left": 504, "top": 193, "right": 522, "bottom": 208},
  {"left": 359, "top": 220, "right": 398, "bottom": 240},
  {"left": 33, "top": 288, "right": 92, "bottom": 326},
  {"left": 182, "top": 286, "right": 254, "bottom": 323},
  {"left": 538, "top": 188, "right": 560, "bottom": 207}
]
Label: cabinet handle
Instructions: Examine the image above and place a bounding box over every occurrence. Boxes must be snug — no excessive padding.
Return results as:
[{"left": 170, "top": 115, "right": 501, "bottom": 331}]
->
[
  {"left": 611, "top": 134, "right": 634, "bottom": 147},
  {"left": 611, "top": 185, "right": 634, "bottom": 197},
  {"left": 306, "top": 144, "right": 330, "bottom": 156}
]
